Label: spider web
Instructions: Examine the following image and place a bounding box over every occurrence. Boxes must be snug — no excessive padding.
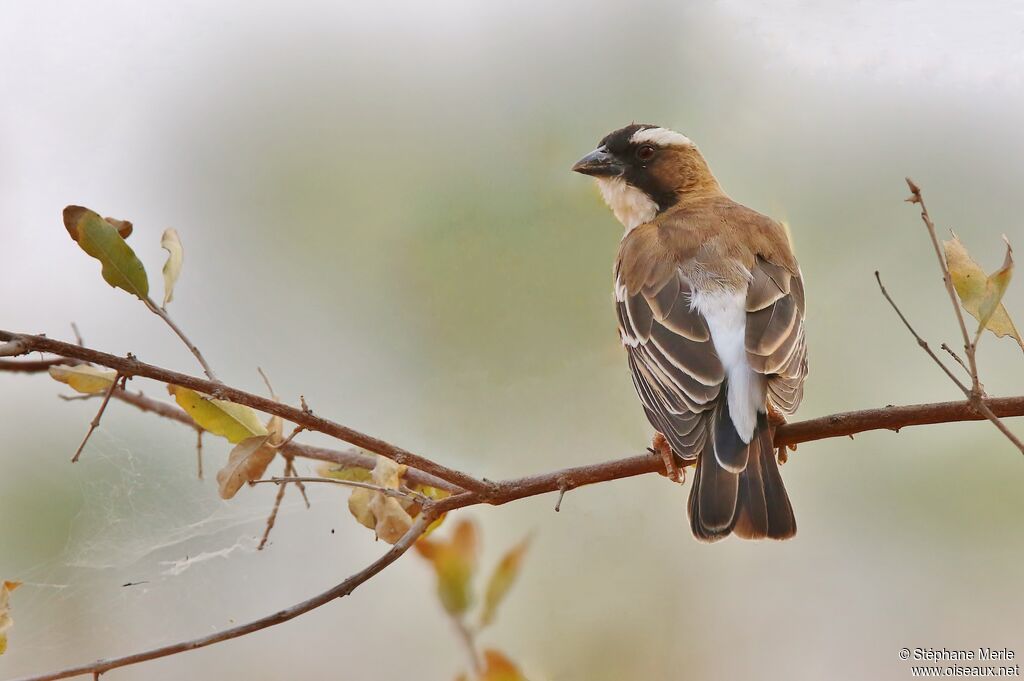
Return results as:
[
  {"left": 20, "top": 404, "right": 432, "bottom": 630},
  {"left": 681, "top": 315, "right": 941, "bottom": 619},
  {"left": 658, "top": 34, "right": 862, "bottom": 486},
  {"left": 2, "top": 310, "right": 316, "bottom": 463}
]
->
[{"left": 9, "top": 427, "right": 305, "bottom": 660}]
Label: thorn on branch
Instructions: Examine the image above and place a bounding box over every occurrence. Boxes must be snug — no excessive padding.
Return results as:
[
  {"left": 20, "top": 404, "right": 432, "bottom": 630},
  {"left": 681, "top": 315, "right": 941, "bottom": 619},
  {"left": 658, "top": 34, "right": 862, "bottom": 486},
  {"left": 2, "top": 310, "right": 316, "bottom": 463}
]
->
[{"left": 554, "top": 478, "right": 570, "bottom": 512}]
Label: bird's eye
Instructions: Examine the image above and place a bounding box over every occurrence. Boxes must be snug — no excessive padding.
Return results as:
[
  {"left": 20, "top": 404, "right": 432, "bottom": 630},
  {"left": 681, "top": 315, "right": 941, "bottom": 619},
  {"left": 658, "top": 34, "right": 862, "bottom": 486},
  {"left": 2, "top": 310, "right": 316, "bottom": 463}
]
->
[{"left": 636, "top": 145, "right": 656, "bottom": 162}]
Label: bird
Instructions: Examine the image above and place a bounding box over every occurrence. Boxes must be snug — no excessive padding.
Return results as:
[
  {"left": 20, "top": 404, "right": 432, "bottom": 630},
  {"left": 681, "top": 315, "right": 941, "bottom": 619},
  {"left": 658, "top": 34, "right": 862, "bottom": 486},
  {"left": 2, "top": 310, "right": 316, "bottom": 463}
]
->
[{"left": 572, "top": 123, "right": 807, "bottom": 541}]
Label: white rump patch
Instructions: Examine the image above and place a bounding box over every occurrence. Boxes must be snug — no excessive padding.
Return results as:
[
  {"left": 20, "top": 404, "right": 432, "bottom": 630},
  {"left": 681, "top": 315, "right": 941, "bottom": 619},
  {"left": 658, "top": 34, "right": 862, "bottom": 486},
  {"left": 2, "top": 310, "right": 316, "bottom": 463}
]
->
[
  {"left": 689, "top": 288, "right": 764, "bottom": 443},
  {"left": 630, "top": 127, "right": 693, "bottom": 148},
  {"left": 595, "top": 177, "right": 658, "bottom": 232}
]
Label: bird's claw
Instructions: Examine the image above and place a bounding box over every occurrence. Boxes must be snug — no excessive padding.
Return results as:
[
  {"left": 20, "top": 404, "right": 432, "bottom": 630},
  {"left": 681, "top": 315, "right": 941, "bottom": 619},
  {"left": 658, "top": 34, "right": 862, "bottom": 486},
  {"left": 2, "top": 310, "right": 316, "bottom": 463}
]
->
[{"left": 651, "top": 433, "right": 684, "bottom": 484}]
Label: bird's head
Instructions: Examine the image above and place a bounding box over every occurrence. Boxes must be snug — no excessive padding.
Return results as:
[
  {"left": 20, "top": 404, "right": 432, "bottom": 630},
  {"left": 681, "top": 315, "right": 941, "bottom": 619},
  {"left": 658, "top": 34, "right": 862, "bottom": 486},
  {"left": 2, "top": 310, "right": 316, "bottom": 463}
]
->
[{"left": 572, "top": 123, "right": 721, "bottom": 230}]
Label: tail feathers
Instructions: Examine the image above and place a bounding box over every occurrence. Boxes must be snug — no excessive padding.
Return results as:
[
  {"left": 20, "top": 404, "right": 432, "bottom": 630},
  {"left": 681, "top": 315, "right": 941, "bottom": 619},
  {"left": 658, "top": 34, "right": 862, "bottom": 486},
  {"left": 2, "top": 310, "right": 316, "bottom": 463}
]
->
[
  {"left": 688, "top": 413, "right": 796, "bottom": 542},
  {"left": 713, "top": 399, "right": 748, "bottom": 473}
]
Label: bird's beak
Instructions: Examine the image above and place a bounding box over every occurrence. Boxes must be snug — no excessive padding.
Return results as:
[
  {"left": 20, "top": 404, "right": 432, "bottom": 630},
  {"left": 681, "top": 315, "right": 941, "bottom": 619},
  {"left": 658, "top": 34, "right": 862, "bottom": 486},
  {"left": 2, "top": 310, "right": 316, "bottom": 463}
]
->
[{"left": 571, "top": 147, "right": 623, "bottom": 177}]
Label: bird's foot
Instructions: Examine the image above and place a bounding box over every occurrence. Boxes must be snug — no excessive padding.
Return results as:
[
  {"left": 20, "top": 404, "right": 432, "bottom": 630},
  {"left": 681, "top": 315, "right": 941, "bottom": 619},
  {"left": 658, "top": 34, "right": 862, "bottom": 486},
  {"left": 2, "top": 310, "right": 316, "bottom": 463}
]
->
[
  {"left": 649, "top": 433, "right": 684, "bottom": 484},
  {"left": 766, "top": 402, "right": 796, "bottom": 463},
  {"left": 766, "top": 401, "right": 788, "bottom": 428}
]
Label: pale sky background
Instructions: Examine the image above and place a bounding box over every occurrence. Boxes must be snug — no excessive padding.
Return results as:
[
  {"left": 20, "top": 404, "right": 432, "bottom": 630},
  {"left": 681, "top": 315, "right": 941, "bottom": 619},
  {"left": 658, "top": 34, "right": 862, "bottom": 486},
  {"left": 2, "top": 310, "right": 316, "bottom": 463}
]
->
[{"left": 2, "top": 2, "right": 1024, "bottom": 680}]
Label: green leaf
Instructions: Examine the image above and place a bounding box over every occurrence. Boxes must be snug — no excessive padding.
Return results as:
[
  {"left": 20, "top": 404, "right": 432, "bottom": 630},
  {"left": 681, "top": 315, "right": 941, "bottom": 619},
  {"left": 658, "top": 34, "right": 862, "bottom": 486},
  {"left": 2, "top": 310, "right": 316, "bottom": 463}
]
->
[
  {"left": 160, "top": 228, "right": 183, "bottom": 307},
  {"left": 479, "top": 537, "right": 530, "bottom": 629},
  {"left": 48, "top": 364, "right": 117, "bottom": 394},
  {"left": 63, "top": 206, "right": 149, "bottom": 299},
  {"left": 168, "top": 385, "right": 267, "bottom": 443},
  {"left": 944, "top": 234, "right": 1024, "bottom": 351}
]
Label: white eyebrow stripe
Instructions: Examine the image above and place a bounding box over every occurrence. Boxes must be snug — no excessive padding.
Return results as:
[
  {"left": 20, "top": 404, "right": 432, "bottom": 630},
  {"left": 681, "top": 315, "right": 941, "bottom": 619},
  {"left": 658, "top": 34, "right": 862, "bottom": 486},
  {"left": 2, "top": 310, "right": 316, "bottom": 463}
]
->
[{"left": 630, "top": 127, "right": 693, "bottom": 148}]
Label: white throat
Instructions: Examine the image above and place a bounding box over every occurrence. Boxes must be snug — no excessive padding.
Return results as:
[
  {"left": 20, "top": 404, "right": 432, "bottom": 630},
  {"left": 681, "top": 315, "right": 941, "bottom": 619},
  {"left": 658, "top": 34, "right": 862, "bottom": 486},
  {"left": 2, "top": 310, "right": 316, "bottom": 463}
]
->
[{"left": 595, "top": 177, "right": 658, "bottom": 232}]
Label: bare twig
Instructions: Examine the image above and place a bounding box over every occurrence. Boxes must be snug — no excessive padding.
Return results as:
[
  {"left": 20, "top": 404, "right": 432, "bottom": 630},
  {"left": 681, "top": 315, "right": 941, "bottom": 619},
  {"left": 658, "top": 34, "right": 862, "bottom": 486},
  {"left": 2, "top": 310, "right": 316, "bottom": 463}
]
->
[
  {"left": 283, "top": 458, "right": 310, "bottom": 508},
  {"left": 195, "top": 430, "right": 204, "bottom": 479},
  {"left": 905, "top": 177, "right": 981, "bottom": 391},
  {"left": 143, "top": 297, "right": 218, "bottom": 382},
  {"left": 253, "top": 476, "right": 429, "bottom": 505},
  {"left": 257, "top": 472, "right": 289, "bottom": 551},
  {"left": 9, "top": 511, "right": 436, "bottom": 681},
  {"left": 940, "top": 343, "right": 971, "bottom": 376},
  {"left": 0, "top": 330, "right": 489, "bottom": 494},
  {"left": 875, "top": 272, "right": 969, "bottom": 392},
  {"left": 71, "top": 373, "right": 123, "bottom": 463},
  {"left": 452, "top": 617, "right": 483, "bottom": 676}
]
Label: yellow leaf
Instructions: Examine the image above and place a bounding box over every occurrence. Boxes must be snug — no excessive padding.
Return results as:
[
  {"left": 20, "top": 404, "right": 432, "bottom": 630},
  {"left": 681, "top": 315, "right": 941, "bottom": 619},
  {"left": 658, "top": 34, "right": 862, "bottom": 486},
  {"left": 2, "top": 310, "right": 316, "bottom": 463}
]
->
[
  {"left": 348, "top": 488, "right": 377, "bottom": 530},
  {"left": 979, "top": 238, "right": 1013, "bottom": 332},
  {"left": 480, "top": 649, "right": 530, "bottom": 681},
  {"left": 168, "top": 385, "right": 267, "bottom": 443},
  {"left": 317, "top": 462, "right": 373, "bottom": 483},
  {"left": 160, "top": 228, "right": 183, "bottom": 307},
  {"left": 48, "top": 364, "right": 117, "bottom": 394},
  {"left": 414, "top": 519, "right": 477, "bottom": 615},
  {"left": 368, "top": 458, "right": 413, "bottom": 543},
  {"left": 0, "top": 581, "right": 22, "bottom": 657},
  {"left": 945, "top": 235, "right": 1024, "bottom": 350},
  {"left": 63, "top": 205, "right": 149, "bottom": 299},
  {"left": 479, "top": 537, "right": 530, "bottom": 629},
  {"left": 341, "top": 456, "right": 415, "bottom": 543}
]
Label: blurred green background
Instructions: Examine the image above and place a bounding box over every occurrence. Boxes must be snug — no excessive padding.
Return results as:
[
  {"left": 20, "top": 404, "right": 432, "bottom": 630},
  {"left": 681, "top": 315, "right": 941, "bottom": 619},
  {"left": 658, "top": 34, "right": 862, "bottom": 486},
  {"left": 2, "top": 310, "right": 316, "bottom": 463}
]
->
[{"left": 3, "top": 1, "right": 1024, "bottom": 679}]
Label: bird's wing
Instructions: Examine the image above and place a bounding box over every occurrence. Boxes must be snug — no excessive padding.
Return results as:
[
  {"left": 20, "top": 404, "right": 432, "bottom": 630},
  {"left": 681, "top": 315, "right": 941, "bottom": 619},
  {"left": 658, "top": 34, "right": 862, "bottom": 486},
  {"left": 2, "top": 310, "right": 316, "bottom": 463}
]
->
[
  {"left": 615, "top": 266, "right": 725, "bottom": 459},
  {"left": 744, "top": 256, "right": 808, "bottom": 415}
]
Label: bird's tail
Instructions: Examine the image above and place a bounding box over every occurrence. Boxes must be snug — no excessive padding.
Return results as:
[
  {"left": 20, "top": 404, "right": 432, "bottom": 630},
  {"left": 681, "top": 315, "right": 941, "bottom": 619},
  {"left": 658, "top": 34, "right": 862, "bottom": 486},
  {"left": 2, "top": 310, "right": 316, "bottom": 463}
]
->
[{"left": 688, "top": 412, "right": 796, "bottom": 541}]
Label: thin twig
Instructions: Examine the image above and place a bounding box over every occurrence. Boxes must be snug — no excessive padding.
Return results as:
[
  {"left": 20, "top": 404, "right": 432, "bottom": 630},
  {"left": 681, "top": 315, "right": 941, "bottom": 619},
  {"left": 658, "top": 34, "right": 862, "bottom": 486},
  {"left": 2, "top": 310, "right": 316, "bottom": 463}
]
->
[
  {"left": 9, "top": 511, "right": 436, "bottom": 681},
  {"left": 48, "top": 385, "right": 462, "bottom": 492},
  {"left": 452, "top": 617, "right": 483, "bottom": 676},
  {"left": 940, "top": 343, "right": 971, "bottom": 376},
  {"left": 195, "top": 430, "right": 204, "bottom": 480},
  {"left": 143, "top": 297, "right": 218, "bottom": 382},
  {"left": 71, "top": 373, "right": 123, "bottom": 463},
  {"left": 252, "top": 476, "right": 429, "bottom": 504},
  {"left": 905, "top": 178, "right": 981, "bottom": 392},
  {"left": 257, "top": 473, "right": 289, "bottom": 551},
  {"left": 283, "top": 458, "right": 310, "bottom": 509},
  {"left": 875, "top": 272, "right": 969, "bottom": 392},
  {"left": 0, "top": 331, "right": 488, "bottom": 494}
]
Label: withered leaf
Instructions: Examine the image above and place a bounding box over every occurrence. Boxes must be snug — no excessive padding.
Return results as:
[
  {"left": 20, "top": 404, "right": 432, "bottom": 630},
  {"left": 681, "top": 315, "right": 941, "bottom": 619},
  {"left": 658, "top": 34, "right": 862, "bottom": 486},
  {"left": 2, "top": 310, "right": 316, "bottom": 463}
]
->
[
  {"left": 480, "top": 649, "right": 530, "bottom": 681},
  {"left": 160, "top": 228, "right": 183, "bottom": 307},
  {"left": 945, "top": 234, "right": 1023, "bottom": 351},
  {"left": 0, "top": 581, "right": 22, "bottom": 656}
]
